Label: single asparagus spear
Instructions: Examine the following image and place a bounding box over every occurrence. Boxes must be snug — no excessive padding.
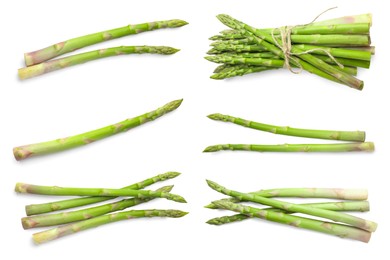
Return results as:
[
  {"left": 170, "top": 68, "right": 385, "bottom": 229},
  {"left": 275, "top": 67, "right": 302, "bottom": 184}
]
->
[
  {"left": 207, "top": 200, "right": 370, "bottom": 225},
  {"left": 312, "top": 13, "right": 372, "bottom": 26},
  {"left": 203, "top": 142, "right": 375, "bottom": 153},
  {"left": 33, "top": 209, "right": 188, "bottom": 244},
  {"left": 217, "top": 14, "right": 364, "bottom": 90},
  {"left": 24, "top": 19, "right": 188, "bottom": 66},
  {"left": 207, "top": 44, "right": 266, "bottom": 54},
  {"left": 211, "top": 200, "right": 371, "bottom": 243},
  {"left": 294, "top": 44, "right": 371, "bottom": 61},
  {"left": 25, "top": 171, "right": 181, "bottom": 216},
  {"left": 207, "top": 113, "right": 365, "bottom": 141},
  {"left": 206, "top": 180, "right": 377, "bottom": 232},
  {"left": 19, "top": 45, "right": 179, "bottom": 80},
  {"left": 13, "top": 99, "right": 182, "bottom": 161},
  {"left": 22, "top": 185, "right": 173, "bottom": 229},
  {"left": 205, "top": 187, "right": 368, "bottom": 209},
  {"left": 15, "top": 183, "right": 186, "bottom": 203}
]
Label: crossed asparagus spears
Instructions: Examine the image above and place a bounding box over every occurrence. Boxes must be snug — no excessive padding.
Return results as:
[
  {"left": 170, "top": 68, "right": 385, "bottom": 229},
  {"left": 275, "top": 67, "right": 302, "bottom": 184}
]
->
[
  {"left": 206, "top": 13, "right": 374, "bottom": 90},
  {"left": 16, "top": 172, "right": 188, "bottom": 244},
  {"left": 205, "top": 180, "right": 376, "bottom": 243}
]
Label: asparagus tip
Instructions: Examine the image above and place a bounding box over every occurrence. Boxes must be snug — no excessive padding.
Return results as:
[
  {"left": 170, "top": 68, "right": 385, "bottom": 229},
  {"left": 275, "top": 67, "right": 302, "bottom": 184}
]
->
[
  {"left": 168, "top": 19, "right": 189, "bottom": 28},
  {"left": 203, "top": 145, "right": 220, "bottom": 152},
  {"left": 207, "top": 113, "right": 225, "bottom": 121}
]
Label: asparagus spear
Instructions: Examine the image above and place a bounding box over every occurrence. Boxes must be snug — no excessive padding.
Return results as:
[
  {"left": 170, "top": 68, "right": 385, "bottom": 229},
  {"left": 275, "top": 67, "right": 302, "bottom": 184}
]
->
[
  {"left": 15, "top": 183, "right": 187, "bottom": 203},
  {"left": 205, "top": 187, "right": 368, "bottom": 209},
  {"left": 33, "top": 209, "right": 188, "bottom": 244},
  {"left": 203, "top": 142, "right": 375, "bottom": 153},
  {"left": 24, "top": 19, "right": 188, "bottom": 66},
  {"left": 211, "top": 200, "right": 371, "bottom": 243},
  {"left": 206, "top": 180, "right": 377, "bottom": 232},
  {"left": 22, "top": 185, "right": 173, "bottom": 229},
  {"left": 19, "top": 45, "right": 179, "bottom": 80},
  {"left": 213, "top": 34, "right": 371, "bottom": 46},
  {"left": 207, "top": 201, "right": 370, "bottom": 225},
  {"left": 25, "top": 171, "right": 180, "bottom": 216},
  {"left": 13, "top": 99, "right": 182, "bottom": 161},
  {"left": 207, "top": 113, "right": 365, "bottom": 141}
]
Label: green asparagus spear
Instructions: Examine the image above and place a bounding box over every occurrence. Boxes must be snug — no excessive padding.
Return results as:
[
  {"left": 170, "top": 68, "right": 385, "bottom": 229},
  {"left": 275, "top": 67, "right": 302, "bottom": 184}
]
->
[
  {"left": 15, "top": 183, "right": 186, "bottom": 203},
  {"left": 13, "top": 99, "right": 182, "bottom": 161},
  {"left": 24, "top": 19, "right": 188, "bottom": 66},
  {"left": 207, "top": 200, "right": 370, "bottom": 225},
  {"left": 22, "top": 185, "right": 173, "bottom": 229},
  {"left": 33, "top": 209, "right": 188, "bottom": 244},
  {"left": 207, "top": 113, "right": 365, "bottom": 141},
  {"left": 206, "top": 180, "right": 377, "bottom": 232},
  {"left": 211, "top": 200, "right": 371, "bottom": 243},
  {"left": 25, "top": 171, "right": 180, "bottom": 216},
  {"left": 203, "top": 142, "right": 375, "bottom": 153},
  {"left": 205, "top": 187, "right": 368, "bottom": 209},
  {"left": 19, "top": 45, "right": 179, "bottom": 80}
]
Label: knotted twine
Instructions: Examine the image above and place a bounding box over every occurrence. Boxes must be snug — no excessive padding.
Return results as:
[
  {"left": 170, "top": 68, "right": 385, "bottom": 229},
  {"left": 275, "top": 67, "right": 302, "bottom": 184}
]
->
[{"left": 270, "top": 7, "right": 344, "bottom": 74}]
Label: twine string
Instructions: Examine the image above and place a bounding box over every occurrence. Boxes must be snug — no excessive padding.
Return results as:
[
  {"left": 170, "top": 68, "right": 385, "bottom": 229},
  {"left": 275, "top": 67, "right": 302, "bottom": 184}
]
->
[{"left": 271, "top": 7, "right": 344, "bottom": 74}]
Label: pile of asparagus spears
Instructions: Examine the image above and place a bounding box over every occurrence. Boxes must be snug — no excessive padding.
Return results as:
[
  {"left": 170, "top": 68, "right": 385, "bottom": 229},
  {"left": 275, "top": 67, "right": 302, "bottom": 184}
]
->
[
  {"left": 15, "top": 172, "right": 187, "bottom": 244},
  {"left": 205, "top": 180, "right": 377, "bottom": 242},
  {"left": 13, "top": 99, "right": 182, "bottom": 161},
  {"left": 204, "top": 113, "right": 374, "bottom": 153},
  {"left": 18, "top": 19, "right": 188, "bottom": 80},
  {"left": 206, "top": 13, "right": 374, "bottom": 90}
]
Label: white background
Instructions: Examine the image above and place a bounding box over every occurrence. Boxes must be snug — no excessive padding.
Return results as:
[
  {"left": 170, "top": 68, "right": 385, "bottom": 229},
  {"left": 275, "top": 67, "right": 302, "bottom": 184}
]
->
[{"left": 1, "top": 0, "right": 388, "bottom": 258}]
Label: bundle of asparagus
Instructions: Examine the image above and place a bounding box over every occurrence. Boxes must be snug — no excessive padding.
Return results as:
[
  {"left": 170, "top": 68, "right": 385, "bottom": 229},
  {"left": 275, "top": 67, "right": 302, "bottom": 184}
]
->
[
  {"left": 19, "top": 19, "right": 188, "bottom": 79},
  {"left": 205, "top": 180, "right": 377, "bottom": 242},
  {"left": 13, "top": 99, "right": 182, "bottom": 161},
  {"left": 204, "top": 113, "right": 374, "bottom": 153},
  {"left": 15, "top": 172, "right": 188, "bottom": 244},
  {"left": 206, "top": 13, "right": 374, "bottom": 90}
]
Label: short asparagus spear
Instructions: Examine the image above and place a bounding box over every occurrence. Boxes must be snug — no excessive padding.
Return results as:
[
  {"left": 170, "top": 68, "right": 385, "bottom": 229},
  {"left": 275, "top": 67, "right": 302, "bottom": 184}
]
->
[
  {"left": 15, "top": 183, "right": 187, "bottom": 203},
  {"left": 13, "top": 99, "right": 182, "bottom": 161},
  {"left": 19, "top": 45, "right": 179, "bottom": 80},
  {"left": 25, "top": 171, "right": 180, "bottom": 216},
  {"left": 206, "top": 180, "right": 377, "bottom": 232},
  {"left": 212, "top": 200, "right": 371, "bottom": 243},
  {"left": 205, "top": 187, "right": 368, "bottom": 209},
  {"left": 33, "top": 209, "right": 188, "bottom": 244},
  {"left": 24, "top": 19, "right": 188, "bottom": 66},
  {"left": 207, "top": 113, "right": 365, "bottom": 141},
  {"left": 206, "top": 201, "right": 370, "bottom": 225},
  {"left": 22, "top": 185, "right": 173, "bottom": 229},
  {"left": 203, "top": 142, "right": 375, "bottom": 153}
]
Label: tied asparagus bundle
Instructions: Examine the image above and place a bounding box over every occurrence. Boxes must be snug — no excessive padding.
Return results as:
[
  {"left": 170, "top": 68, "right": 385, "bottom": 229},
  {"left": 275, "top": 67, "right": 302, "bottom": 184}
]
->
[
  {"left": 205, "top": 180, "right": 377, "bottom": 243},
  {"left": 16, "top": 172, "right": 188, "bottom": 244},
  {"left": 206, "top": 13, "right": 374, "bottom": 90},
  {"left": 13, "top": 99, "right": 182, "bottom": 161},
  {"left": 204, "top": 113, "right": 374, "bottom": 153},
  {"left": 19, "top": 19, "right": 188, "bottom": 79}
]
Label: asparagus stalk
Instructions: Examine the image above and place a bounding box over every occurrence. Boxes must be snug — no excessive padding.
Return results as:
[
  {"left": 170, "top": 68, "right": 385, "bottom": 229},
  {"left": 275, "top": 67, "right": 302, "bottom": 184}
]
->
[
  {"left": 15, "top": 183, "right": 187, "bottom": 203},
  {"left": 19, "top": 45, "right": 179, "bottom": 80},
  {"left": 294, "top": 44, "right": 371, "bottom": 61},
  {"left": 13, "top": 99, "right": 182, "bottom": 161},
  {"left": 24, "top": 19, "right": 188, "bottom": 66},
  {"left": 213, "top": 34, "right": 371, "bottom": 46},
  {"left": 32, "top": 209, "right": 188, "bottom": 244},
  {"left": 205, "top": 187, "right": 368, "bottom": 209},
  {"left": 207, "top": 201, "right": 370, "bottom": 225},
  {"left": 22, "top": 185, "right": 173, "bottom": 229},
  {"left": 25, "top": 171, "right": 180, "bottom": 216},
  {"left": 207, "top": 44, "right": 266, "bottom": 54},
  {"left": 217, "top": 14, "right": 364, "bottom": 90},
  {"left": 311, "top": 13, "right": 372, "bottom": 26},
  {"left": 204, "top": 142, "right": 375, "bottom": 153},
  {"left": 207, "top": 113, "right": 365, "bottom": 141},
  {"left": 206, "top": 180, "right": 377, "bottom": 232},
  {"left": 211, "top": 200, "right": 371, "bottom": 243}
]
